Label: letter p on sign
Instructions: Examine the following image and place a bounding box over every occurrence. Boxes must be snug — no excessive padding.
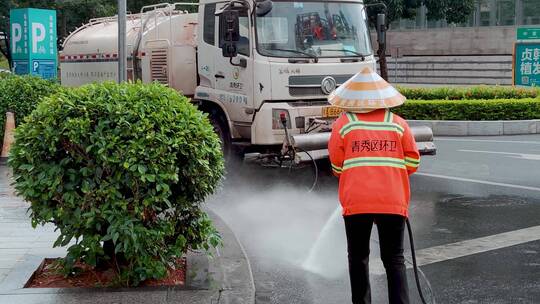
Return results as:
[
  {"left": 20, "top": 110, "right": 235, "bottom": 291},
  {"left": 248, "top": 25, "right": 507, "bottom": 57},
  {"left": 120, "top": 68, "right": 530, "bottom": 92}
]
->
[
  {"left": 11, "top": 23, "right": 22, "bottom": 52},
  {"left": 32, "top": 22, "right": 45, "bottom": 53}
]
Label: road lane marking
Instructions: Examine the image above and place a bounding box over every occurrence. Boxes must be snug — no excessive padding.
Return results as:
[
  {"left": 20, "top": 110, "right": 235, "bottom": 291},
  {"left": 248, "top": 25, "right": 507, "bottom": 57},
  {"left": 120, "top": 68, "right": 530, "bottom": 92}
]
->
[
  {"left": 435, "top": 138, "right": 540, "bottom": 145},
  {"left": 458, "top": 149, "right": 540, "bottom": 160},
  {"left": 415, "top": 172, "right": 540, "bottom": 192},
  {"left": 370, "top": 225, "right": 540, "bottom": 275},
  {"left": 415, "top": 225, "right": 540, "bottom": 266}
]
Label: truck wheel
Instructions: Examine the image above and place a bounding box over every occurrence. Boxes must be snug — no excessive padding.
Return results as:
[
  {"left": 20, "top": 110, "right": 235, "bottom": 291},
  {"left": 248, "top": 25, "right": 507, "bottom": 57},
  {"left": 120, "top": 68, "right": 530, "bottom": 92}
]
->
[{"left": 209, "top": 114, "right": 232, "bottom": 160}]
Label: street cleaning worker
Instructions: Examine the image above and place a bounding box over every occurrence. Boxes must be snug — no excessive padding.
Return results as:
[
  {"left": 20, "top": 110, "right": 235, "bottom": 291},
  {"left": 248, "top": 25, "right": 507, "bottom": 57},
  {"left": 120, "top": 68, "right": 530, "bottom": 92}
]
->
[{"left": 327, "top": 67, "right": 420, "bottom": 304}]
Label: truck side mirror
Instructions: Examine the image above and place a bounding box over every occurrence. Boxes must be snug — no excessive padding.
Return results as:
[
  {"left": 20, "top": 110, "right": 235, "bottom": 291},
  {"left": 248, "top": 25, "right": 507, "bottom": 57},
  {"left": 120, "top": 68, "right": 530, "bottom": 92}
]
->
[
  {"left": 376, "top": 13, "right": 386, "bottom": 46},
  {"left": 219, "top": 10, "right": 240, "bottom": 58}
]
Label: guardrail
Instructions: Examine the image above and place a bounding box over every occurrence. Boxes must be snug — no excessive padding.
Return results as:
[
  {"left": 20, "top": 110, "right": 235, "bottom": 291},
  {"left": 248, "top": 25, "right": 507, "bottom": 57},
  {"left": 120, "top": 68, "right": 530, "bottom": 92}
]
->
[
  {"left": 408, "top": 119, "right": 540, "bottom": 136},
  {"left": 378, "top": 55, "right": 513, "bottom": 86}
]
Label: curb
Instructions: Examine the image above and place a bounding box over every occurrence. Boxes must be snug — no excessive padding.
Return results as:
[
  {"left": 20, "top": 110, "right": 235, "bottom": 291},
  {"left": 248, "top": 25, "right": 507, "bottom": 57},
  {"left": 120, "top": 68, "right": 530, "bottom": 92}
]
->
[
  {"left": 0, "top": 200, "right": 255, "bottom": 304},
  {"left": 204, "top": 209, "right": 256, "bottom": 304},
  {"left": 408, "top": 119, "right": 540, "bottom": 136}
]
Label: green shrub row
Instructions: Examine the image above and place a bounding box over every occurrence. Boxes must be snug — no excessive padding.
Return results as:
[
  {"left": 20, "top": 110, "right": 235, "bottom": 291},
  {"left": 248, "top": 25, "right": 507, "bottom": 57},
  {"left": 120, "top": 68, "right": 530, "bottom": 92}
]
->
[
  {"left": 396, "top": 86, "right": 539, "bottom": 100},
  {"left": 0, "top": 74, "right": 60, "bottom": 145},
  {"left": 395, "top": 98, "right": 540, "bottom": 120},
  {"left": 9, "top": 81, "right": 224, "bottom": 286}
]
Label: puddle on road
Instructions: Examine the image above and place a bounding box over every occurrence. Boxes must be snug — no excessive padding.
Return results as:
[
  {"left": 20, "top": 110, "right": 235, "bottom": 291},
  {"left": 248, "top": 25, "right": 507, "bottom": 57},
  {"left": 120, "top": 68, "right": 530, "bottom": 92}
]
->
[{"left": 209, "top": 161, "right": 540, "bottom": 304}]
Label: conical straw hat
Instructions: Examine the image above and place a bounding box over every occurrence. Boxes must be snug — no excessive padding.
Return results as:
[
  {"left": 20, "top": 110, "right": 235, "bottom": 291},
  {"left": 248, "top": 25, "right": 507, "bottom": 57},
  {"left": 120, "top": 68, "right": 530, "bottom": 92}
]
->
[{"left": 328, "top": 67, "right": 405, "bottom": 113}]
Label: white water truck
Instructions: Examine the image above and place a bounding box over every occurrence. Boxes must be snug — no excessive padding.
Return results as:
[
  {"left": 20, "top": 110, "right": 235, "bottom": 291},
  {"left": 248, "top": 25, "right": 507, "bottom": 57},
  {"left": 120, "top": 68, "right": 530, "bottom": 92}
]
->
[{"left": 60, "top": 0, "right": 435, "bottom": 163}]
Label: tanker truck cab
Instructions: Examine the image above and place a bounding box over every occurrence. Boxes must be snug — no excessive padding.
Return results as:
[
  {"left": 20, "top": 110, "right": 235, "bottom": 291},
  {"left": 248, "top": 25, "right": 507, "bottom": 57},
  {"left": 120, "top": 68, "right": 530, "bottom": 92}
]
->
[
  {"left": 60, "top": 1, "right": 386, "bottom": 160},
  {"left": 196, "top": 0, "right": 376, "bottom": 157}
]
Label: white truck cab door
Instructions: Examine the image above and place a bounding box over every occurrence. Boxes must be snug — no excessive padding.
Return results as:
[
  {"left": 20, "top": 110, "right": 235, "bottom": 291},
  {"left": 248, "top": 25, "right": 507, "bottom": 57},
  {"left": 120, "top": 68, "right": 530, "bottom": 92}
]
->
[
  {"left": 214, "top": 11, "right": 254, "bottom": 122},
  {"left": 197, "top": 3, "right": 217, "bottom": 89}
]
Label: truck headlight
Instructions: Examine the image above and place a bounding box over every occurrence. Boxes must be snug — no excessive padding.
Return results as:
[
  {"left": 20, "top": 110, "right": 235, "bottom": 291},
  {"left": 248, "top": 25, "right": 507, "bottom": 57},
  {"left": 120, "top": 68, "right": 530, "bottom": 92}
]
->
[{"left": 272, "top": 109, "right": 291, "bottom": 129}]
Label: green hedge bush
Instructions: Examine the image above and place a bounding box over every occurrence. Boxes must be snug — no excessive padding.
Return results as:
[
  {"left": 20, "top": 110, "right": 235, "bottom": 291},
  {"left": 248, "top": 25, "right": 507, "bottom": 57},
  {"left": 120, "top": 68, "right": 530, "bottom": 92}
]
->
[
  {"left": 9, "top": 82, "right": 224, "bottom": 286},
  {"left": 395, "top": 98, "right": 540, "bottom": 120},
  {"left": 0, "top": 74, "right": 60, "bottom": 145},
  {"left": 397, "top": 86, "right": 539, "bottom": 100}
]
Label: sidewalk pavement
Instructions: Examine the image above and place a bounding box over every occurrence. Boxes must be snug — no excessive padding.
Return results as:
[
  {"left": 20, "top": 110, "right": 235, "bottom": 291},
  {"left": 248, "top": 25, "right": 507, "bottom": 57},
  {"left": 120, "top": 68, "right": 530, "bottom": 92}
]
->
[{"left": 0, "top": 166, "right": 255, "bottom": 304}]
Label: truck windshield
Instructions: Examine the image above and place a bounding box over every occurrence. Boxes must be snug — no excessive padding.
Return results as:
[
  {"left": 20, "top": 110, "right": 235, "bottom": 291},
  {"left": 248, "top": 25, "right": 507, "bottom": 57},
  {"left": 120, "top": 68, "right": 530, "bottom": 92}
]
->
[{"left": 255, "top": 1, "right": 371, "bottom": 58}]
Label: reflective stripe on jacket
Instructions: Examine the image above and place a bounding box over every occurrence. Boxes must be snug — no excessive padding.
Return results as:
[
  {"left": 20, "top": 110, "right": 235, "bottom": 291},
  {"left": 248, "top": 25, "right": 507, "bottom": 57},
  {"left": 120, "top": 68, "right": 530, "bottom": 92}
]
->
[{"left": 328, "top": 109, "right": 420, "bottom": 217}]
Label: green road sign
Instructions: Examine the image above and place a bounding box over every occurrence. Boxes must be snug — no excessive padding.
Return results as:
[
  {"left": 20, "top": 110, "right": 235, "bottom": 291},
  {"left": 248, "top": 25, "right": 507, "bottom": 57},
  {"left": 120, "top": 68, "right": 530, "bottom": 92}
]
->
[
  {"left": 514, "top": 42, "right": 540, "bottom": 86},
  {"left": 10, "top": 8, "right": 57, "bottom": 79},
  {"left": 517, "top": 28, "right": 540, "bottom": 41}
]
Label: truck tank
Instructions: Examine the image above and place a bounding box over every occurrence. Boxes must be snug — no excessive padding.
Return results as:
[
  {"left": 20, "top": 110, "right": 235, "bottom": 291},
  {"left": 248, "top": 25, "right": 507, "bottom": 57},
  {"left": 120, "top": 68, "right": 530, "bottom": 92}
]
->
[{"left": 60, "top": 5, "right": 198, "bottom": 96}]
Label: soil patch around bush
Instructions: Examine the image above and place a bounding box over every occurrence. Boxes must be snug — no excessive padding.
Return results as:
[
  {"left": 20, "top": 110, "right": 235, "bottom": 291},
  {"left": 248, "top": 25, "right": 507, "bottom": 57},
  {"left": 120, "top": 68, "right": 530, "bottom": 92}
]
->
[{"left": 25, "top": 258, "right": 186, "bottom": 288}]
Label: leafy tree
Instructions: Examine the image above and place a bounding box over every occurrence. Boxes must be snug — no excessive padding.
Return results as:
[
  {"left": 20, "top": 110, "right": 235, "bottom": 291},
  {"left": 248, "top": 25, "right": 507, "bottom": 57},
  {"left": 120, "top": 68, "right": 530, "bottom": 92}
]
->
[
  {"left": 0, "top": 0, "right": 195, "bottom": 68},
  {"left": 364, "top": 0, "right": 476, "bottom": 27},
  {"left": 0, "top": 1, "right": 14, "bottom": 69},
  {"left": 128, "top": 0, "right": 198, "bottom": 14},
  {"left": 12, "top": 0, "right": 117, "bottom": 44},
  {"left": 0, "top": 54, "right": 8, "bottom": 69},
  {"left": 0, "top": 0, "right": 114, "bottom": 67},
  {"left": 128, "top": 0, "right": 169, "bottom": 13},
  {"left": 364, "top": 0, "right": 475, "bottom": 80},
  {"left": 424, "top": 0, "right": 476, "bottom": 25},
  {"left": 1, "top": 0, "right": 476, "bottom": 72}
]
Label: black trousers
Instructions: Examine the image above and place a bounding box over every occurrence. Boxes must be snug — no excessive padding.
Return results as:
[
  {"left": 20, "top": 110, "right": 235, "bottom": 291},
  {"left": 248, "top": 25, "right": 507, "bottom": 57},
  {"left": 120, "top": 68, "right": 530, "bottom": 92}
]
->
[{"left": 344, "top": 213, "right": 410, "bottom": 304}]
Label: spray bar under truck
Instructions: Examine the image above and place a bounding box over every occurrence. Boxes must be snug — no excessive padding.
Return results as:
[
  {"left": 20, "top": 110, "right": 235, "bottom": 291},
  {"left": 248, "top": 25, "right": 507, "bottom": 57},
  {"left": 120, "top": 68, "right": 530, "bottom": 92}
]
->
[{"left": 60, "top": 0, "right": 436, "bottom": 162}]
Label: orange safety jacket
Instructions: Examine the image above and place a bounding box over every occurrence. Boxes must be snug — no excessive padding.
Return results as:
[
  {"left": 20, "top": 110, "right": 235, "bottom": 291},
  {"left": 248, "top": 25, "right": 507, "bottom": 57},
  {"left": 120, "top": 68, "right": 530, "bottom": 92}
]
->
[{"left": 328, "top": 109, "right": 420, "bottom": 217}]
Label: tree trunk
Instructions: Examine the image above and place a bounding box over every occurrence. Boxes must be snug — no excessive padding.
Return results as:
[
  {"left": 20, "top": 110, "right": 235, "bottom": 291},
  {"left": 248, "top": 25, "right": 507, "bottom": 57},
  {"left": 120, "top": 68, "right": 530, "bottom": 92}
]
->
[
  {"left": 6, "top": 35, "right": 12, "bottom": 70},
  {"left": 100, "top": 240, "right": 126, "bottom": 270},
  {"left": 99, "top": 240, "right": 116, "bottom": 269}
]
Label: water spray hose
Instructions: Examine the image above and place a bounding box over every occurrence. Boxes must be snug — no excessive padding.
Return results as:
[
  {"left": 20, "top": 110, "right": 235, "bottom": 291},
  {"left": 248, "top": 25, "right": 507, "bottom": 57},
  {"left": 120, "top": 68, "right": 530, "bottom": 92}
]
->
[
  {"left": 296, "top": 153, "right": 434, "bottom": 302},
  {"left": 282, "top": 115, "right": 434, "bottom": 302},
  {"left": 406, "top": 218, "right": 435, "bottom": 304},
  {"left": 280, "top": 113, "right": 319, "bottom": 192},
  {"left": 299, "top": 157, "right": 436, "bottom": 303},
  {"left": 295, "top": 146, "right": 318, "bottom": 192}
]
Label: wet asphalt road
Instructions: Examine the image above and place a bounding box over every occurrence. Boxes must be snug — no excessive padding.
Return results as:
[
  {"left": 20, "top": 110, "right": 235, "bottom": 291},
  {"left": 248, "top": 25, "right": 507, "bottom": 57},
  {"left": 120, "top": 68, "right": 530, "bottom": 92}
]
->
[{"left": 208, "top": 135, "right": 540, "bottom": 304}]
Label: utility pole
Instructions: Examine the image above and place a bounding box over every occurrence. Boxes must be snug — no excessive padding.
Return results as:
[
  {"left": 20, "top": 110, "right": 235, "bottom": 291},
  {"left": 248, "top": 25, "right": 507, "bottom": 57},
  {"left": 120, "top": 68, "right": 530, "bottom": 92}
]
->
[
  {"left": 118, "top": 0, "right": 127, "bottom": 83},
  {"left": 376, "top": 13, "right": 388, "bottom": 81}
]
